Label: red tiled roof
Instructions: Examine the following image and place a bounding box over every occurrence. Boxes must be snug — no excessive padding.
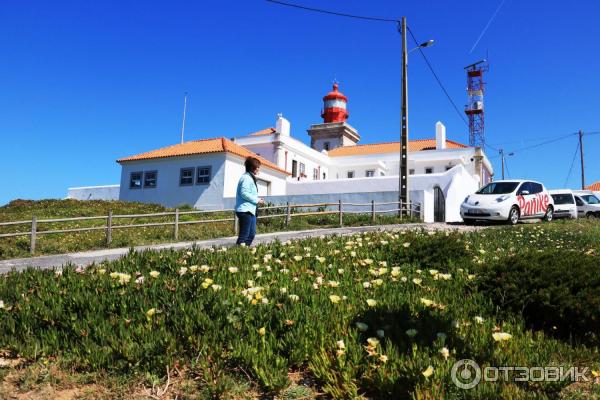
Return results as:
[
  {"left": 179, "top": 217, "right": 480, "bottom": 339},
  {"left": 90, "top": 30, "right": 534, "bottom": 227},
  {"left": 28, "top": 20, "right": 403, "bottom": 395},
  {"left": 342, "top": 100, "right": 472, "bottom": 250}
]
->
[
  {"left": 327, "top": 139, "right": 468, "bottom": 157},
  {"left": 248, "top": 127, "right": 276, "bottom": 136},
  {"left": 586, "top": 181, "right": 600, "bottom": 191},
  {"left": 117, "top": 137, "right": 289, "bottom": 175}
]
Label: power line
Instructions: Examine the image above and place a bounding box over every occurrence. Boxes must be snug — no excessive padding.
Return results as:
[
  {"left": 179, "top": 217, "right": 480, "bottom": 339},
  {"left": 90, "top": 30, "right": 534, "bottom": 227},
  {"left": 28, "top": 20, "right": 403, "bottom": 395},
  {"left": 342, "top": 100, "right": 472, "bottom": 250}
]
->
[
  {"left": 504, "top": 156, "right": 511, "bottom": 179},
  {"left": 407, "top": 26, "right": 470, "bottom": 128},
  {"left": 508, "top": 132, "right": 577, "bottom": 154},
  {"left": 563, "top": 140, "right": 580, "bottom": 187},
  {"left": 265, "top": 0, "right": 398, "bottom": 23}
]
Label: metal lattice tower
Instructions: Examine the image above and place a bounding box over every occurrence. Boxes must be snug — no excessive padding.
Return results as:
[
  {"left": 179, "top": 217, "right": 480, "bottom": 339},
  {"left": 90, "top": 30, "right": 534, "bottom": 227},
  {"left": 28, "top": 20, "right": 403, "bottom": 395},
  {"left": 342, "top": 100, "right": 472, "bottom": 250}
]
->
[{"left": 464, "top": 59, "right": 489, "bottom": 147}]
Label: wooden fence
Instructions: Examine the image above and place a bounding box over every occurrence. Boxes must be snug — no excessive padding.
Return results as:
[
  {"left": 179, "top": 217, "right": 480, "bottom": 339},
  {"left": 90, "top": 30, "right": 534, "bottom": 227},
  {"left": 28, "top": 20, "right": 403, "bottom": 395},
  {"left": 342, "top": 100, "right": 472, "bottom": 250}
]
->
[{"left": 0, "top": 200, "right": 421, "bottom": 255}]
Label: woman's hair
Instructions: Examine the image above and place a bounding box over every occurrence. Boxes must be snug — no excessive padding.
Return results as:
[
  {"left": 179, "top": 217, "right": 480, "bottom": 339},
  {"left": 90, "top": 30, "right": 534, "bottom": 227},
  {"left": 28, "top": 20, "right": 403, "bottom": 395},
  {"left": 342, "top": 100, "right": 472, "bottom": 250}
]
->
[{"left": 245, "top": 156, "right": 261, "bottom": 173}]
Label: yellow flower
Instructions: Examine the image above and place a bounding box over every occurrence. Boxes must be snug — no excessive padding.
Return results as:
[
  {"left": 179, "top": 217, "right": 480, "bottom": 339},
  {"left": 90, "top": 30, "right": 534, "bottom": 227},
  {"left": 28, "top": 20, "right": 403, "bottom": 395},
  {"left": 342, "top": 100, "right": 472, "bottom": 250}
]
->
[
  {"left": 329, "top": 295, "right": 341, "bottom": 304},
  {"left": 366, "top": 299, "right": 377, "bottom": 307},
  {"left": 422, "top": 366, "right": 434, "bottom": 378},
  {"left": 258, "top": 327, "right": 266, "bottom": 336},
  {"left": 363, "top": 258, "right": 374, "bottom": 265},
  {"left": 366, "top": 337, "right": 380, "bottom": 347},
  {"left": 336, "top": 340, "right": 345, "bottom": 349},
  {"left": 228, "top": 267, "right": 239, "bottom": 273},
  {"left": 403, "top": 242, "right": 411, "bottom": 248},
  {"left": 189, "top": 265, "right": 198, "bottom": 272},
  {"left": 328, "top": 281, "right": 340, "bottom": 288},
  {"left": 146, "top": 308, "right": 157, "bottom": 318},
  {"left": 379, "top": 354, "right": 388, "bottom": 363},
  {"left": 98, "top": 269, "right": 106, "bottom": 275},
  {"left": 288, "top": 294, "right": 300, "bottom": 302},
  {"left": 293, "top": 255, "right": 303, "bottom": 261},
  {"left": 149, "top": 271, "right": 160, "bottom": 278},
  {"left": 412, "top": 278, "right": 422, "bottom": 286},
  {"left": 492, "top": 332, "right": 512, "bottom": 342}
]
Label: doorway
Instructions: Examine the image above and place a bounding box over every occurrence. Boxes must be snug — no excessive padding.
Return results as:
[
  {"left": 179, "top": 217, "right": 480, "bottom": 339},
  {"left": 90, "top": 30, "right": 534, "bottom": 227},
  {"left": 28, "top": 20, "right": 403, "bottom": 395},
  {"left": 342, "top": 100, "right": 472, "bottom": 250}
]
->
[{"left": 433, "top": 186, "right": 445, "bottom": 222}]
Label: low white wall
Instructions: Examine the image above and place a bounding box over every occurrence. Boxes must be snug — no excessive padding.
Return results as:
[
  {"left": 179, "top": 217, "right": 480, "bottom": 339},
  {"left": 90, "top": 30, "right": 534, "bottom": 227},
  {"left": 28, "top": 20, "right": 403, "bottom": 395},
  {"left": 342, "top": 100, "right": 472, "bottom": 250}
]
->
[{"left": 67, "top": 185, "right": 120, "bottom": 201}]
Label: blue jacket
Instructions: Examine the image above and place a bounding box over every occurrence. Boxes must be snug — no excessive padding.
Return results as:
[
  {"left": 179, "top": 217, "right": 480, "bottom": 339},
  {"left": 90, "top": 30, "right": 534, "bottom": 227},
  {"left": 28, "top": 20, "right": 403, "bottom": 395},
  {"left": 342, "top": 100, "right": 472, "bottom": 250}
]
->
[{"left": 235, "top": 172, "right": 259, "bottom": 214}]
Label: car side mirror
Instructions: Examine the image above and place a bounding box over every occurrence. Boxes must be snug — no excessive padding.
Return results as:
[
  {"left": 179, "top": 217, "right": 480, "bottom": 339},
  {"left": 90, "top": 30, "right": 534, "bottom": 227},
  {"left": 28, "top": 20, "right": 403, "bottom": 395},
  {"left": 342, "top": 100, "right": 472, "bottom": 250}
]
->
[{"left": 520, "top": 190, "right": 530, "bottom": 195}]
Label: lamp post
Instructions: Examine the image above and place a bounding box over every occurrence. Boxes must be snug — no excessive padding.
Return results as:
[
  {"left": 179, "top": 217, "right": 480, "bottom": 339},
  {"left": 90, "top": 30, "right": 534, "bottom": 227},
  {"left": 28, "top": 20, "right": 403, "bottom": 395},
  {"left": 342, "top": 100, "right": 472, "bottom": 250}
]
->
[
  {"left": 398, "top": 16, "right": 434, "bottom": 216},
  {"left": 499, "top": 148, "right": 514, "bottom": 180}
]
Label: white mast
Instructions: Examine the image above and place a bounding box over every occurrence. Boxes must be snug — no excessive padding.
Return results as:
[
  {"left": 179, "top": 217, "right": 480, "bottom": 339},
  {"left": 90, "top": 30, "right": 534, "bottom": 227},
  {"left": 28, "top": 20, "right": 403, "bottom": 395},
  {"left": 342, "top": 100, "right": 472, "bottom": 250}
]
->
[{"left": 180, "top": 92, "right": 188, "bottom": 144}]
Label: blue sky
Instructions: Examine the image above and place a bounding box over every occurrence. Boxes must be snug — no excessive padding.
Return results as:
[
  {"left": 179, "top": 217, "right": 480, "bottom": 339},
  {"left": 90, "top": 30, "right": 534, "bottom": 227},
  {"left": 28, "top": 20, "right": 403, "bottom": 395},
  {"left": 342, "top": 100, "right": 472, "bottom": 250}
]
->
[{"left": 1, "top": 0, "right": 599, "bottom": 206}]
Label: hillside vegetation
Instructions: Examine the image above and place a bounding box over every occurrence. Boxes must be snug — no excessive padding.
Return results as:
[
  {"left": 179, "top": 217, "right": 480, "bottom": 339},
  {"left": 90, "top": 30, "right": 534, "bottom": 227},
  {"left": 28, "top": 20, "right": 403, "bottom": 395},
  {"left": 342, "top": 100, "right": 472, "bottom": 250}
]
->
[{"left": 0, "top": 220, "right": 599, "bottom": 398}]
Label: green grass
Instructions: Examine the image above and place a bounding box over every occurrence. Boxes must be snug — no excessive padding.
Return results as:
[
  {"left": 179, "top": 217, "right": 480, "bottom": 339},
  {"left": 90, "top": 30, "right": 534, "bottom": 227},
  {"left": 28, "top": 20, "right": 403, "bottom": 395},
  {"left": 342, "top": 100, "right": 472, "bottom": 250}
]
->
[
  {"left": 0, "top": 219, "right": 599, "bottom": 398},
  {"left": 0, "top": 199, "right": 419, "bottom": 260}
]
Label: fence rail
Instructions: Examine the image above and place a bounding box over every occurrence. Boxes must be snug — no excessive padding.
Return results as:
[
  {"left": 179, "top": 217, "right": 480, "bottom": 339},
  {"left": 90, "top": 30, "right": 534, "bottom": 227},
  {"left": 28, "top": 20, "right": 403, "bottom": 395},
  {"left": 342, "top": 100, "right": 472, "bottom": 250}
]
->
[{"left": 0, "top": 200, "right": 421, "bottom": 255}]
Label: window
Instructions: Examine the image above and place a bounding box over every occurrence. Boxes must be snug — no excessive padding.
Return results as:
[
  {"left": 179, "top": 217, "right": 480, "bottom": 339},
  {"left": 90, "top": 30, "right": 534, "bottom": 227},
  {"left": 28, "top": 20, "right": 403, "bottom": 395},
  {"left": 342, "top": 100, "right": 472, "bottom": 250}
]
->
[
  {"left": 518, "top": 182, "right": 533, "bottom": 195},
  {"left": 292, "top": 160, "right": 298, "bottom": 178},
  {"left": 143, "top": 171, "right": 157, "bottom": 188},
  {"left": 323, "top": 141, "right": 330, "bottom": 151},
  {"left": 130, "top": 172, "right": 142, "bottom": 189},
  {"left": 366, "top": 170, "right": 375, "bottom": 177},
  {"left": 347, "top": 171, "right": 355, "bottom": 179},
  {"left": 575, "top": 196, "right": 584, "bottom": 206},
  {"left": 322, "top": 172, "right": 327, "bottom": 180},
  {"left": 551, "top": 194, "right": 574, "bottom": 205},
  {"left": 313, "top": 168, "right": 319, "bottom": 180},
  {"left": 299, "top": 162, "right": 306, "bottom": 176},
  {"left": 196, "top": 166, "right": 211, "bottom": 184},
  {"left": 425, "top": 167, "right": 433, "bottom": 174},
  {"left": 409, "top": 169, "right": 415, "bottom": 175},
  {"left": 478, "top": 181, "right": 520, "bottom": 195},
  {"left": 529, "top": 182, "right": 543, "bottom": 194},
  {"left": 180, "top": 168, "right": 194, "bottom": 186},
  {"left": 581, "top": 194, "right": 600, "bottom": 204}
]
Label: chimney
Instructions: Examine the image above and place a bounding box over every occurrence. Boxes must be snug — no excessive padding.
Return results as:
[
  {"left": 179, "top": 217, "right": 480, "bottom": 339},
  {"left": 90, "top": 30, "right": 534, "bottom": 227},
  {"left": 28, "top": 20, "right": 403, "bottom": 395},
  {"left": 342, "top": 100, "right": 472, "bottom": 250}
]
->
[
  {"left": 276, "top": 113, "right": 290, "bottom": 136},
  {"left": 436, "top": 121, "right": 446, "bottom": 150}
]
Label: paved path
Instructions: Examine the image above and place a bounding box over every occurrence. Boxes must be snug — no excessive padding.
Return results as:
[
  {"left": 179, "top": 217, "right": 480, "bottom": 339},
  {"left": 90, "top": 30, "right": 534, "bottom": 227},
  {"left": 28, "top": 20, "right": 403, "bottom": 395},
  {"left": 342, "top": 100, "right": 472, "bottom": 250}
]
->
[{"left": 0, "top": 223, "right": 479, "bottom": 273}]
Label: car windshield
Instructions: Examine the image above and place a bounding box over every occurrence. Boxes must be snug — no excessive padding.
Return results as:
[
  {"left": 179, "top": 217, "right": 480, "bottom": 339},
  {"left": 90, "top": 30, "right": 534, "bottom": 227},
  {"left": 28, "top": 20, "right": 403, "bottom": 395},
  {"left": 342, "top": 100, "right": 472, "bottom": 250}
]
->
[
  {"left": 581, "top": 195, "right": 600, "bottom": 205},
  {"left": 476, "top": 182, "right": 519, "bottom": 195},
  {"left": 551, "top": 194, "right": 574, "bottom": 205}
]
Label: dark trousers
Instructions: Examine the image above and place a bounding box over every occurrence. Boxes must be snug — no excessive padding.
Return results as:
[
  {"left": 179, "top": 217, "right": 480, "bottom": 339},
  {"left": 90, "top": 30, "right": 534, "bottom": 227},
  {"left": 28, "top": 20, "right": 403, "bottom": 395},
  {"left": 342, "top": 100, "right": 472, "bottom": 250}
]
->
[{"left": 236, "top": 211, "right": 256, "bottom": 246}]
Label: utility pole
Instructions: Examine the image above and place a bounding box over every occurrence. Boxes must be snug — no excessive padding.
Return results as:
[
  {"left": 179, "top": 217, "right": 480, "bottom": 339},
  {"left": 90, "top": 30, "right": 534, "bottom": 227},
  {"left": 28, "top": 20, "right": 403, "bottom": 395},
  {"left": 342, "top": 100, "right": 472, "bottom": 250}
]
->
[
  {"left": 579, "top": 130, "right": 585, "bottom": 189},
  {"left": 180, "top": 92, "right": 188, "bottom": 144},
  {"left": 398, "top": 16, "right": 409, "bottom": 215},
  {"left": 500, "top": 149, "right": 505, "bottom": 180}
]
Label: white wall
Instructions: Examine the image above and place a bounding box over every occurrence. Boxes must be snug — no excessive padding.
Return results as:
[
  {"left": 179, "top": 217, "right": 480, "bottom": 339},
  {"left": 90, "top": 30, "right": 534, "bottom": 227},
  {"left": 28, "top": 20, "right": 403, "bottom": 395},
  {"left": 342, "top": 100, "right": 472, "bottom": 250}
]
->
[
  {"left": 222, "top": 154, "right": 287, "bottom": 198},
  {"left": 119, "top": 153, "right": 227, "bottom": 209},
  {"left": 67, "top": 185, "right": 120, "bottom": 201}
]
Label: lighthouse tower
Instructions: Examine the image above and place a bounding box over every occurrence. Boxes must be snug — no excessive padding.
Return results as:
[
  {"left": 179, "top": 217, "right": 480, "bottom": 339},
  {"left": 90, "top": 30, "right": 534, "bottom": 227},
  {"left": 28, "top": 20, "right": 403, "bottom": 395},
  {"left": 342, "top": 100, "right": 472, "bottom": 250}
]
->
[
  {"left": 321, "top": 83, "right": 349, "bottom": 123},
  {"left": 308, "top": 82, "right": 360, "bottom": 151}
]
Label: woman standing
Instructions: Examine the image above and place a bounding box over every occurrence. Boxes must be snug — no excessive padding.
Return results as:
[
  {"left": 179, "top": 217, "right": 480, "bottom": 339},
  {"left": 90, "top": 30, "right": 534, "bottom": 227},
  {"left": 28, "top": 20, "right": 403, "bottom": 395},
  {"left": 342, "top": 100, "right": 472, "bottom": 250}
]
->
[{"left": 235, "top": 157, "right": 265, "bottom": 246}]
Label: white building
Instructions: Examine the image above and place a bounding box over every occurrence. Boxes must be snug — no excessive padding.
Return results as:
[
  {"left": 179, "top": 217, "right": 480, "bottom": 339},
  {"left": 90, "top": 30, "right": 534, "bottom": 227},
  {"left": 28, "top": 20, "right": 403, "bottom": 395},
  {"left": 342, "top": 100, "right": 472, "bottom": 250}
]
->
[{"left": 71, "top": 84, "right": 494, "bottom": 222}]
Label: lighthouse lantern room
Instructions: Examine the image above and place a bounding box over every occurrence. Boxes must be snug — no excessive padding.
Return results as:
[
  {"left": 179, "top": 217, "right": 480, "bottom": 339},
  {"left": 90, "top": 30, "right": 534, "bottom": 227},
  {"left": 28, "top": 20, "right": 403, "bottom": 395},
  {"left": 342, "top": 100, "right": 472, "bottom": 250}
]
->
[{"left": 321, "top": 83, "right": 349, "bottom": 123}]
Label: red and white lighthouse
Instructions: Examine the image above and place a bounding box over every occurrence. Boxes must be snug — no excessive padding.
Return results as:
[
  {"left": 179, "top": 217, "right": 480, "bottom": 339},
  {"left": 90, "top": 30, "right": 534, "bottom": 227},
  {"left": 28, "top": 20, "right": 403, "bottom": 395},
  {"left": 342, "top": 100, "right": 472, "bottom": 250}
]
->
[{"left": 321, "top": 82, "right": 348, "bottom": 123}]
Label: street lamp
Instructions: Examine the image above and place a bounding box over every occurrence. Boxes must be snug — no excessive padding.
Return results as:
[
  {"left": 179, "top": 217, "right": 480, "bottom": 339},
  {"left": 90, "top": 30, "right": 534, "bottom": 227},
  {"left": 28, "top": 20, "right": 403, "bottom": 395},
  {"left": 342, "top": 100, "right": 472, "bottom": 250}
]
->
[
  {"left": 499, "top": 149, "right": 514, "bottom": 180},
  {"left": 398, "top": 16, "right": 434, "bottom": 216}
]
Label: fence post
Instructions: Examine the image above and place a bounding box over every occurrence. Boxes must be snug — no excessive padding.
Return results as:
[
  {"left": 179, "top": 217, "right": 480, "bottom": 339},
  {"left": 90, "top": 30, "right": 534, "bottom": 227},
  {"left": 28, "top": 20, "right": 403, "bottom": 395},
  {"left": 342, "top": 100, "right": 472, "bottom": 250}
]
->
[
  {"left": 371, "top": 200, "right": 375, "bottom": 224},
  {"left": 234, "top": 212, "right": 239, "bottom": 235},
  {"left": 285, "top": 202, "right": 291, "bottom": 227},
  {"left": 106, "top": 210, "right": 113, "bottom": 245},
  {"left": 409, "top": 201, "right": 413, "bottom": 219},
  {"left": 30, "top": 215, "right": 37, "bottom": 255},
  {"left": 399, "top": 200, "right": 403, "bottom": 221},
  {"left": 174, "top": 208, "right": 179, "bottom": 241},
  {"left": 338, "top": 199, "right": 343, "bottom": 227}
]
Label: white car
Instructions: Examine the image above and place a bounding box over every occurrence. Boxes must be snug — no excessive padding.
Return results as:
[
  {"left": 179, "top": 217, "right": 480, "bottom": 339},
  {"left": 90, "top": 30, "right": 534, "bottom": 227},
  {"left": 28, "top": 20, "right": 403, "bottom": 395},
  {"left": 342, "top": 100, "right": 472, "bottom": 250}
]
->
[
  {"left": 460, "top": 180, "right": 555, "bottom": 225},
  {"left": 548, "top": 189, "right": 578, "bottom": 219},
  {"left": 573, "top": 191, "right": 600, "bottom": 218}
]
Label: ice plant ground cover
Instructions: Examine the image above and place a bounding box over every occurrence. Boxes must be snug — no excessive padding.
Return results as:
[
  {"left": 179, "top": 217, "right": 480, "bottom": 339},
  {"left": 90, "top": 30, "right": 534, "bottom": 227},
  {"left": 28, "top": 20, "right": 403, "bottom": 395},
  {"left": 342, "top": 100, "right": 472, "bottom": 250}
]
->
[
  {"left": 0, "top": 199, "right": 418, "bottom": 260},
  {"left": 0, "top": 220, "right": 599, "bottom": 399}
]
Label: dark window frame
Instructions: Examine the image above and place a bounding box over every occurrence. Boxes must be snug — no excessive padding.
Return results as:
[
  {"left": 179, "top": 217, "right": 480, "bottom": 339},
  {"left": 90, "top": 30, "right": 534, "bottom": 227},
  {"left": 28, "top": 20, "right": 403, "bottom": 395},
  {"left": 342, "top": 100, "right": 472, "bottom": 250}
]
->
[
  {"left": 129, "top": 171, "right": 143, "bottom": 189},
  {"left": 196, "top": 165, "right": 212, "bottom": 185},
  {"left": 425, "top": 167, "right": 434, "bottom": 174},
  {"left": 366, "top": 169, "right": 375, "bottom": 177},
  {"left": 180, "top": 167, "right": 194, "bottom": 186},
  {"left": 347, "top": 170, "right": 355, "bottom": 179},
  {"left": 143, "top": 170, "right": 158, "bottom": 188}
]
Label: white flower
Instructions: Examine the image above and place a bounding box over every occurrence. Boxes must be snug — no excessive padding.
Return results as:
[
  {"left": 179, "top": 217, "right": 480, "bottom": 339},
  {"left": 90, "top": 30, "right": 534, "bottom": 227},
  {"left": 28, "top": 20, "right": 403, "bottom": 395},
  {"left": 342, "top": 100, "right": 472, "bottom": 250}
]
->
[
  {"left": 135, "top": 276, "right": 145, "bottom": 284},
  {"left": 366, "top": 337, "right": 380, "bottom": 347},
  {"left": 440, "top": 347, "right": 450, "bottom": 360},
  {"left": 228, "top": 267, "right": 239, "bottom": 273},
  {"left": 280, "top": 287, "right": 287, "bottom": 294},
  {"left": 362, "top": 282, "right": 371, "bottom": 289},
  {"left": 328, "top": 281, "right": 340, "bottom": 288},
  {"left": 293, "top": 255, "right": 303, "bottom": 261},
  {"left": 0, "top": 300, "right": 4, "bottom": 309},
  {"left": 474, "top": 316, "right": 485, "bottom": 324},
  {"left": 412, "top": 278, "right": 422, "bottom": 285},
  {"left": 179, "top": 267, "right": 188, "bottom": 276},
  {"left": 366, "top": 299, "right": 377, "bottom": 307},
  {"left": 422, "top": 366, "right": 434, "bottom": 378},
  {"left": 149, "top": 271, "right": 160, "bottom": 278},
  {"left": 336, "top": 340, "right": 345, "bottom": 349},
  {"left": 288, "top": 294, "right": 300, "bottom": 302},
  {"left": 211, "top": 284, "right": 222, "bottom": 291}
]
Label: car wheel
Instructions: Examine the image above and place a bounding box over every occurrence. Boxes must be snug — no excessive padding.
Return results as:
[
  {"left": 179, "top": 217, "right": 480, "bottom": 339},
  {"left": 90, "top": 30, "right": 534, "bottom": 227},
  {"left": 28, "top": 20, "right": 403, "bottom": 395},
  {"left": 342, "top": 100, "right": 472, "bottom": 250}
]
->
[
  {"left": 508, "top": 206, "right": 520, "bottom": 225},
  {"left": 463, "top": 219, "right": 475, "bottom": 226},
  {"left": 543, "top": 206, "right": 553, "bottom": 222},
  {"left": 586, "top": 212, "right": 595, "bottom": 219}
]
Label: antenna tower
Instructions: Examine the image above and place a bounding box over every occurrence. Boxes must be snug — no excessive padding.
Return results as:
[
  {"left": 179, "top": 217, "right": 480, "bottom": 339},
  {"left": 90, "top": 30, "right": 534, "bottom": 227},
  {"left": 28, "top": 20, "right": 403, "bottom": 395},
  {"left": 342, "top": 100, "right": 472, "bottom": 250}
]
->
[{"left": 464, "top": 59, "right": 489, "bottom": 147}]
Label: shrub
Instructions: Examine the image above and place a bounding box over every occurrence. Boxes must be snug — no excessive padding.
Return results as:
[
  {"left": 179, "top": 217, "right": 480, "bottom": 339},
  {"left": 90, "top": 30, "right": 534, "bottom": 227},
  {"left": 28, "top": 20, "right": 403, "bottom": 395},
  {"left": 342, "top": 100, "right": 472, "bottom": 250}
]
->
[{"left": 477, "top": 250, "right": 600, "bottom": 346}]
